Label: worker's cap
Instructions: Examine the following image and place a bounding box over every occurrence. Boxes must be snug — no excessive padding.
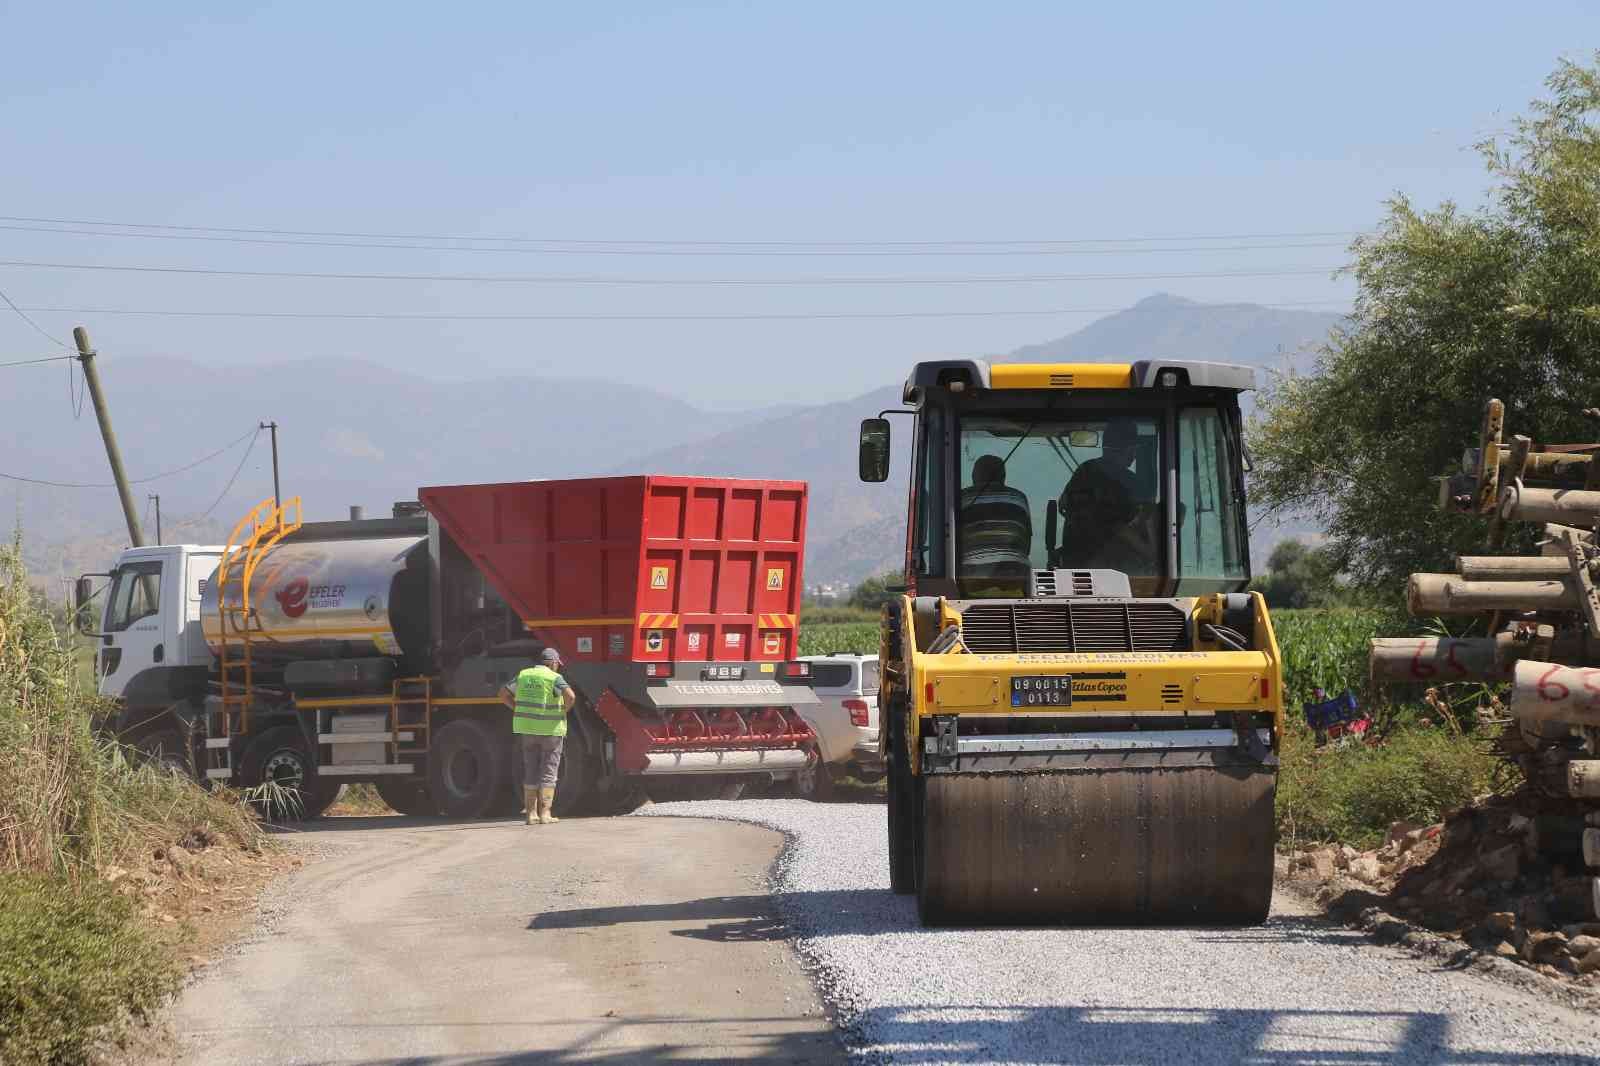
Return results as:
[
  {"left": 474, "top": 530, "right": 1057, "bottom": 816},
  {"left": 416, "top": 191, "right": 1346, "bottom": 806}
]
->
[{"left": 540, "top": 647, "right": 562, "bottom": 666}]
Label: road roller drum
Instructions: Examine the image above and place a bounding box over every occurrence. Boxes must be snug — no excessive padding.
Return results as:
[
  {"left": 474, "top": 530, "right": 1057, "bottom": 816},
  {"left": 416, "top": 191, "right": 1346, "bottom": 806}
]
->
[{"left": 915, "top": 761, "right": 1276, "bottom": 926}]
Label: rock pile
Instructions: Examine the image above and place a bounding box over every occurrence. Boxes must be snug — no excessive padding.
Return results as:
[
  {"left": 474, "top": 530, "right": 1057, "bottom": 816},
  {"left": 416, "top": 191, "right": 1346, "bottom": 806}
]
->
[{"left": 1291, "top": 796, "right": 1600, "bottom": 984}]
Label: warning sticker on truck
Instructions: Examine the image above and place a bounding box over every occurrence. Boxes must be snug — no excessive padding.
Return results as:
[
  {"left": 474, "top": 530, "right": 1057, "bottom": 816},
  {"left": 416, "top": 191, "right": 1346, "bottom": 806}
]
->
[
  {"left": 766, "top": 568, "right": 784, "bottom": 590},
  {"left": 646, "top": 630, "right": 664, "bottom": 653},
  {"left": 650, "top": 566, "right": 670, "bottom": 589}
]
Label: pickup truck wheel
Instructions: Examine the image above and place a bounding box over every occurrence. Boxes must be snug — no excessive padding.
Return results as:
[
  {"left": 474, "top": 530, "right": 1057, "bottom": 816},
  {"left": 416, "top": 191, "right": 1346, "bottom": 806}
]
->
[
  {"left": 375, "top": 777, "right": 438, "bottom": 817},
  {"left": 796, "top": 760, "right": 835, "bottom": 802},
  {"left": 239, "top": 726, "right": 340, "bottom": 820},
  {"left": 428, "top": 718, "right": 503, "bottom": 818}
]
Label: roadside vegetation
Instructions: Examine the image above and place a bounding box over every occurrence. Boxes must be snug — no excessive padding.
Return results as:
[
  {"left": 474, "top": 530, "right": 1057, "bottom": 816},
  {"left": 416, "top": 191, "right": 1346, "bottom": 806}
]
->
[{"left": 0, "top": 538, "right": 266, "bottom": 1066}]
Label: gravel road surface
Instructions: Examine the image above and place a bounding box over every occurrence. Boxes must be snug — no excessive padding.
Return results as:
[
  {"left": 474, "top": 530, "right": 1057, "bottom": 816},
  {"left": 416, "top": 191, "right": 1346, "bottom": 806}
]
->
[
  {"left": 167, "top": 814, "right": 840, "bottom": 1065},
  {"left": 636, "top": 799, "right": 1600, "bottom": 1065}
]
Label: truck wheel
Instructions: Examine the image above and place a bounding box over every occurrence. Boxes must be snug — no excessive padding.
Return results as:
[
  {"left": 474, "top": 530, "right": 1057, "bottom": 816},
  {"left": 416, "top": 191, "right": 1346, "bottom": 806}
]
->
[
  {"left": 428, "top": 718, "right": 503, "bottom": 818},
  {"left": 239, "top": 726, "right": 340, "bottom": 820},
  {"left": 375, "top": 777, "right": 438, "bottom": 817},
  {"left": 131, "top": 727, "right": 194, "bottom": 778},
  {"left": 552, "top": 729, "right": 598, "bottom": 817}
]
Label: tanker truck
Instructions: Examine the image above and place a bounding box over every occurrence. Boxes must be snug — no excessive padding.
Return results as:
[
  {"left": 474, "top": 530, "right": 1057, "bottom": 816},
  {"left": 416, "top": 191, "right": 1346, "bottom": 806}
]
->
[{"left": 75, "top": 476, "right": 820, "bottom": 817}]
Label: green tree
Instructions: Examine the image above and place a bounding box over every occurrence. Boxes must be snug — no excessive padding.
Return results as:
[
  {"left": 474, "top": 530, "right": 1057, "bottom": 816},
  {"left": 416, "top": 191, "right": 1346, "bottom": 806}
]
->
[
  {"left": 1250, "top": 56, "right": 1600, "bottom": 591},
  {"left": 848, "top": 570, "right": 902, "bottom": 611},
  {"left": 1249, "top": 539, "right": 1341, "bottom": 609}
]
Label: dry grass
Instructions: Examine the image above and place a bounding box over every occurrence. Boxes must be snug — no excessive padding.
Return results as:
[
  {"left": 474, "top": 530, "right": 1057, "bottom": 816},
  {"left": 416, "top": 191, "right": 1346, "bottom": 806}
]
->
[{"left": 0, "top": 538, "right": 270, "bottom": 1064}]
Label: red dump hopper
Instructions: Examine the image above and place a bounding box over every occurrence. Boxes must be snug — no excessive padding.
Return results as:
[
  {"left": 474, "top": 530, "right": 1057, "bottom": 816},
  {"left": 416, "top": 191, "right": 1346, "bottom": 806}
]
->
[{"left": 420, "top": 476, "right": 807, "bottom": 665}]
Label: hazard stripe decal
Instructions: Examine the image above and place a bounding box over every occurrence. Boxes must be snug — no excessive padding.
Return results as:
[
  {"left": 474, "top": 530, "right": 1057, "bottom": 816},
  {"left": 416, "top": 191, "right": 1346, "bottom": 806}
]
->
[
  {"left": 758, "top": 613, "right": 797, "bottom": 629},
  {"left": 637, "top": 613, "right": 680, "bottom": 629}
]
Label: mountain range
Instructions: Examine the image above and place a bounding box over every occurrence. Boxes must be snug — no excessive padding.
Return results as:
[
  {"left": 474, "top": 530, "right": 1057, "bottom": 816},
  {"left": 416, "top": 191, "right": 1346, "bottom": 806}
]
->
[{"left": 6, "top": 293, "right": 1343, "bottom": 588}]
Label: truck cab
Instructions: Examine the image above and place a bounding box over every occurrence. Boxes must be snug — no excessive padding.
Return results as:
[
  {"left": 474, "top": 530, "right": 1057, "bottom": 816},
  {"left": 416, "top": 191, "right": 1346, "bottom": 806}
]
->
[{"left": 80, "top": 544, "right": 222, "bottom": 743}]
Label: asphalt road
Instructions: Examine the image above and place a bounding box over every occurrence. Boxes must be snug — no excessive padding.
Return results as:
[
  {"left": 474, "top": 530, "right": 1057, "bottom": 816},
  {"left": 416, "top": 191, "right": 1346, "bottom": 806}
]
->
[{"left": 168, "top": 814, "right": 841, "bottom": 1065}]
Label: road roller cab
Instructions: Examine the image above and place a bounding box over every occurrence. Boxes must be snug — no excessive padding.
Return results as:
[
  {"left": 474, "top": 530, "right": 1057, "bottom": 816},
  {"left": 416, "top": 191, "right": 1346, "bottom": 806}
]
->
[{"left": 860, "top": 359, "right": 1284, "bottom": 926}]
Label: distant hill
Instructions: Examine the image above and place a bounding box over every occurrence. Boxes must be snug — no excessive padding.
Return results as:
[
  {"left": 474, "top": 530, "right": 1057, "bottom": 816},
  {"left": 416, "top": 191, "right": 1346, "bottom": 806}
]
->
[
  {"left": 11, "top": 293, "right": 1343, "bottom": 591},
  {"left": 627, "top": 293, "right": 1345, "bottom": 585},
  {"left": 3, "top": 357, "right": 775, "bottom": 585},
  {"left": 1011, "top": 292, "right": 1343, "bottom": 378}
]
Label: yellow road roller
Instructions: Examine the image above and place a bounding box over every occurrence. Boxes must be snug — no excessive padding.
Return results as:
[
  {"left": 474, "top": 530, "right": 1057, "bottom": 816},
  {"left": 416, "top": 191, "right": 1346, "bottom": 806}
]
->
[{"left": 858, "top": 359, "right": 1283, "bottom": 926}]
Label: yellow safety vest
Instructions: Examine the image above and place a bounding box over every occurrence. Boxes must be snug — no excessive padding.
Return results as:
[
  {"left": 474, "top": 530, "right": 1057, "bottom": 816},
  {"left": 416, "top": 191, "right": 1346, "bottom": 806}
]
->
[{"left": 512, "top": 666, "right": 567, "bottom": 737}]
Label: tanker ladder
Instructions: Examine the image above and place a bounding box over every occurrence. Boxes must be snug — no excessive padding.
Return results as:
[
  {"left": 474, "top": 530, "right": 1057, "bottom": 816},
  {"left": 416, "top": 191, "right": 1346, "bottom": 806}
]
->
[{"left": 205, "top": 497, "right": 302, "bottom": 781}]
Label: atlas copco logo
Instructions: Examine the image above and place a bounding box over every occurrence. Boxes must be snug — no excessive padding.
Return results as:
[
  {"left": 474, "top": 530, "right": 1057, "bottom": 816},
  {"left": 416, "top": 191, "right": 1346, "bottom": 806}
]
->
[{"left": 275, "top": 578, "right": 310, "bottom": 618}]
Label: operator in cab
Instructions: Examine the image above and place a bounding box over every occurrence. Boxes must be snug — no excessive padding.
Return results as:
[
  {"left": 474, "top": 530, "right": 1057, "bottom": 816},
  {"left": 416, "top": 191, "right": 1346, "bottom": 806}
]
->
[
  {"left": 501, "top": 646, "right": 576, "bottom": 826},
  {"left": 958, "top": 454, "right": 1033, "bottom": 587},
  {"left": 1057, "top": 419, "right": 1160, "bottom": 576}
]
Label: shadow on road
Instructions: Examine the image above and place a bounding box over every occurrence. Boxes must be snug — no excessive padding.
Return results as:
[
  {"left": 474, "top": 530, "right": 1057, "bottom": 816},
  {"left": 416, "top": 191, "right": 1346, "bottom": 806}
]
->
[
  {"left": 304, "top": 1003, "right": 1559, "bottom": 1065},
  {"left": 529, "top": 890, "right": 1382, "bottom": 943},
  {"left": 528, "top": 893, "right": 790, "bottom": 943}
]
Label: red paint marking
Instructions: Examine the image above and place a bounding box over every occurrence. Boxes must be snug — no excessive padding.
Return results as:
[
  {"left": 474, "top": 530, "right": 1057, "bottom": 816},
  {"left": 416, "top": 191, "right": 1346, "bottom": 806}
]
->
[
  {"left": 1536, "top": 664, "right": 1570, "bottom": 702},
  {"left": 1410, "top": 640, "right": 1437, "bottom": 680}
]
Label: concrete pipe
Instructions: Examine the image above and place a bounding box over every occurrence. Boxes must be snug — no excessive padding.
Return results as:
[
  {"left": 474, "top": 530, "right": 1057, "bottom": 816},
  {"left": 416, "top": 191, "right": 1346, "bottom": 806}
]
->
[
  {"left": 1510, "top": 660, "right": 1600, "bottom": 728},
  {"left": 1570, "top": 760, "right": 1600, "bottom": 799},
  {"left": 1455, "top": 555, "right": 1575, "bottom": 581},
  {"left": 1499, "top": 484, "right": 1600, "bottom": 528},
  {"left": 1370, "top": 637, "right": 1505, "bottom": 683},
  {"left": 1408, "top": 573, "right": 1575, "bottom": 615}
]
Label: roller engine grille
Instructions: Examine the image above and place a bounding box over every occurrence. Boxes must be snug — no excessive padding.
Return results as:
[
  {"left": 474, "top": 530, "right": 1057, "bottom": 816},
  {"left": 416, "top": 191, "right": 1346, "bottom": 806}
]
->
[{"left": 959, "top": 601, "right": 1190, "bottom": 654}]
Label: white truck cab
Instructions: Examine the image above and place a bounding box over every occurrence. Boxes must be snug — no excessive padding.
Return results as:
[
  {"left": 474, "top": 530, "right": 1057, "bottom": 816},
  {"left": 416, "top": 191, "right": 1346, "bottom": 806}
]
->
[{"left": 81, "top": 544, "right": 222, "bottom": 707}]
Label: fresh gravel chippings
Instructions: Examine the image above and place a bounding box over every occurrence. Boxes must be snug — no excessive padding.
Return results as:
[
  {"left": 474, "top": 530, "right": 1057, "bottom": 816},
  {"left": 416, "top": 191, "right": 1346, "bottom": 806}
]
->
[{"left": 636, "top": 798, "right": 1600, "bottom": 1064}]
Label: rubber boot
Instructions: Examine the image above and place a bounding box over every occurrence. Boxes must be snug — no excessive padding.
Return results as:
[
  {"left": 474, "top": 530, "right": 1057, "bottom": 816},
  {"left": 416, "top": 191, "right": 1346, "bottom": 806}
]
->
[
  {"left": 538, "top": 787, "right": 559, "bottom": 824},
  {"left": 523, "top": 786, "right": 539, "bottom": 826}
]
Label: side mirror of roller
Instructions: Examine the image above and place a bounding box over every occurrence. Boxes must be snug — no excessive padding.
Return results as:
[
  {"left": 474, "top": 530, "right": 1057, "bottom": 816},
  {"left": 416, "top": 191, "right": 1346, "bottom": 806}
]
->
[{"left": 859, "top": 418, "right": 891, "bottom": 483}]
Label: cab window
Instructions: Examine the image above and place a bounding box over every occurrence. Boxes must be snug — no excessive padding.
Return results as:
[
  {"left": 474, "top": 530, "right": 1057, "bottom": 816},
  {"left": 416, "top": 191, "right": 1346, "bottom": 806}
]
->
[
  {"left": 1175, "top": 407, "right": 1249, "bottom": 593},
  {"left": 956, "top": 412, "right": 1163, "bottom": 596},
  {"left": 106, "top": 562, "right": 162, "bottom": 632}
]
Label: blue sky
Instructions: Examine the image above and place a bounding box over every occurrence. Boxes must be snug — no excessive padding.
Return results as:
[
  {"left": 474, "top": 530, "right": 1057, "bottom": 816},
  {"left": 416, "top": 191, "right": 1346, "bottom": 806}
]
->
[{"left": 1, "top": 2, "right": 1594, "bottom": 407}]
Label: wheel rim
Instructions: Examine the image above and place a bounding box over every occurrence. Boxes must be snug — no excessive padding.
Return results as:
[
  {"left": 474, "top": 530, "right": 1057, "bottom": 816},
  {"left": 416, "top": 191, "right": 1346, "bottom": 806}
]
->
[
  {"left": 443, "top": 745, "right": 480, "bottom": 797},
  {"left": 139, "top": 735, "right": 187, "bottom": 775},
  {"left": 263, "top": 748, "right": 308, "bottom": 790}
]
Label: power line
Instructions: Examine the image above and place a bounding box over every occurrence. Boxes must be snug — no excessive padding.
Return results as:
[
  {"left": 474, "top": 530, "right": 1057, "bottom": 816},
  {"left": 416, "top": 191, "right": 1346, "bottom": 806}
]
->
[
  {"left": 0, "top": 283, "right": 71, "bottom": 348},
  {"left": 0, "top": 258, "right": 1342, "bottom": 286},
  {"left": 0, "top": 426, "right": 259, "bottom": 488},
  {"left": 14, "top": 298, "right": 1352, "bottom": 324},
  {"left": 0, "top": 223, "right": 1352, "bottom": 258},
  {"left": 178, "top": 428, "right": 261, "bottom": 526},
  {"left": 0, "top": 213, "right": 1364, "bottom": 247},
  {"left": 0, "top": 354, "right": 74, "bottom": 369}
]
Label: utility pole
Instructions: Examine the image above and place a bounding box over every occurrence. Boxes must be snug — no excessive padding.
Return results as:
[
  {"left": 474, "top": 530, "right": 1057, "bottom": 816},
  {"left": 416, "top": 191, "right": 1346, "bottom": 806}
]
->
[
  {"left": 259, "top": 421, "right": 280, "bottom": 507},
  {"left": 74, "top": 327, "right": 145, "bottom": 547},
  {"left": 149, "top": 494, "right": 161, "bottom": 545}
]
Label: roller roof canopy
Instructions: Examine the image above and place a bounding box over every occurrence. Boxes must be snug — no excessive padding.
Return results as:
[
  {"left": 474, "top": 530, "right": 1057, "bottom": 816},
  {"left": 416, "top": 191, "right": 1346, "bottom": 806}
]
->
[{"left": 901, "top": 359, "right": 1255, "bottom": 403}]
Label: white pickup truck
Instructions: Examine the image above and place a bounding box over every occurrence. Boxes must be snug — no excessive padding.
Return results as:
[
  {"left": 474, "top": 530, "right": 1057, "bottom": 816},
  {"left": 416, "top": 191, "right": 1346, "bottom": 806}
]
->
[{"left": 796, "top": 653, "right": 883, "bottom": 797}]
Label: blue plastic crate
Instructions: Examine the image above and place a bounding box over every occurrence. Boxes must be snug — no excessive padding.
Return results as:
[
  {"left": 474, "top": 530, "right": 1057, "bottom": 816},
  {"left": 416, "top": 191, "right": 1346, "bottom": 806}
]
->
[{"left": 1303, "top": 690, "right": 1359, "bottom": 730}]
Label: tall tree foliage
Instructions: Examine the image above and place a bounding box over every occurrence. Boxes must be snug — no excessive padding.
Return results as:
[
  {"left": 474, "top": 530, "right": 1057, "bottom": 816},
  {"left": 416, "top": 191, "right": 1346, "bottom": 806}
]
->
[{"left": 1251, "top": 57, "right": 1600, "bottom": 590}]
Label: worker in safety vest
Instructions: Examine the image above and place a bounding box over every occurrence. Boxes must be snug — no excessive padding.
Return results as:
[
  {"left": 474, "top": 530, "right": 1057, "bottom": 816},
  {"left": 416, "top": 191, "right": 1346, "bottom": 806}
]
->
[{"left": 500, "top": 647, "right": 576, "bottom": 825}]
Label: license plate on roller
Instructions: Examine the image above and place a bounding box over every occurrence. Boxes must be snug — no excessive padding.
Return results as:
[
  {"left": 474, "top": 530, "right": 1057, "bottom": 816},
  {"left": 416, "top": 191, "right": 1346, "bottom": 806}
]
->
[{"left": 1011, "top": 675, "right": 1071, "bottom": 707}]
